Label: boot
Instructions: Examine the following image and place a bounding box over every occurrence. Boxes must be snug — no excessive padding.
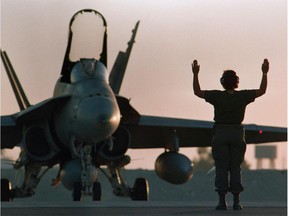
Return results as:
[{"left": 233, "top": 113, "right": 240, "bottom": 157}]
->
[
  {"left": 215, "top": 192, "right": 227, "bottom": 210},
  {"left": 233, "top": 193, "right": 243, "bottom": 210}
]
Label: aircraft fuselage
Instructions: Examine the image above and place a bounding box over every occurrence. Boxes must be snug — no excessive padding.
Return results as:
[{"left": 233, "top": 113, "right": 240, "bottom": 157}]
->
[{"left": 53, "top": 59, "right": 121, "bottom": 152}]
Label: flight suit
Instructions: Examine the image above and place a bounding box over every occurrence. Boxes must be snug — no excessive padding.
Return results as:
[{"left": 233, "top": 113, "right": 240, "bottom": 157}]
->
[{"left": 205, "top": 90, "right": 256, "bottom": 194}]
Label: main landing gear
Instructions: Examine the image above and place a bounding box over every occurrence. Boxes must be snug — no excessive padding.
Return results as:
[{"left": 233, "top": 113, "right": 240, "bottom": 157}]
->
[
  {"left": 131, "top": 178, "right": 149, "bottom": 201},
  {"left": 1, "top": 179, "right": 12, "bottom": 202},
  {"left": 1, "top": 162, "right": 51, "bottom": 202},
  {"left": 102, "top": 155, "right": 149, "bottom": 201}
]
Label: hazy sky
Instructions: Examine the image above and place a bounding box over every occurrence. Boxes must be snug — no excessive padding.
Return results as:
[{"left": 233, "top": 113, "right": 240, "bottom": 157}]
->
[{"left": 1, "top": 0, "right": 287, "bottom": 169}]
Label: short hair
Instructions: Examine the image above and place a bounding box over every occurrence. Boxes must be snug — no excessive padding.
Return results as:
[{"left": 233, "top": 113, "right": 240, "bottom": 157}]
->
[{"left": 220, "top": 70, "right": 239, "bottom": 90}]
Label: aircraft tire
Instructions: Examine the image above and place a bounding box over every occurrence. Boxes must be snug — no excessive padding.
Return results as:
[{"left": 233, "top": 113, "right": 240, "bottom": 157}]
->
[
  {"left": 92, "top": 182, "right": 101, "bottom": 201},
  {"left": 131, "top": 178, "right": 149, "bottom": 201},
  {"left": 72, "top": 182, "right": 82, "bottom": 201},
  {"left": 1, "top": 178, "right": 12, "bottom": 202}
]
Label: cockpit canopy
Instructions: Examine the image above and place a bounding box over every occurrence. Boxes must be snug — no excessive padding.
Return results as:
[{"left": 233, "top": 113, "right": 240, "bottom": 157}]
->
[{"left": 61, "top": 9, "right": 107, "bottom": 83}]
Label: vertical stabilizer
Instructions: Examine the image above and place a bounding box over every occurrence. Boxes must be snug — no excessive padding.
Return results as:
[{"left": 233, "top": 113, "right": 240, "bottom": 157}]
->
[
  {"left": 1, "top": 50, "right": 31, "bottom": 110},
  {"left": 109, "top": 21, "right": 140, "bottom": 94}
]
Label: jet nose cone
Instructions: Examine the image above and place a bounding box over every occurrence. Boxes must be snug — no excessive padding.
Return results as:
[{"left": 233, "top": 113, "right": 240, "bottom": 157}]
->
[
  {"left": 73, "top": 96, "right": 120, "bottom": 142},
  {"left": 97, "top": 113, "right": 114, "bottom": 123}
]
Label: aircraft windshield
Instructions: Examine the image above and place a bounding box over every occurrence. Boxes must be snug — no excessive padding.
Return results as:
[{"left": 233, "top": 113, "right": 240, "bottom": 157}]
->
[
  {"left": 70, "top": 59, "right": 107, "bottom": 83},
  {"left": 69, "top": 11, "right": 106, "bottom": 62}
]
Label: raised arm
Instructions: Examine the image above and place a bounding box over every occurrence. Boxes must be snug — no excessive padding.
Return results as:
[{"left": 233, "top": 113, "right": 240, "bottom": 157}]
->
[
  {"left": 255, "top": 59, "right": 269, "bottom": 98},
  {"left": 192, "top": 60, "right": 205, "bottom": 99}
]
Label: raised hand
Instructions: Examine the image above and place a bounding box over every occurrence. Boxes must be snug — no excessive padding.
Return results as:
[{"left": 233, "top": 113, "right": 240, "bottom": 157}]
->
[
  {"left": 261, "top": 59, "right": 269, "bottom": 74},
  {"left": 192, "top": 60, "right": 200, "bottom": 74}
]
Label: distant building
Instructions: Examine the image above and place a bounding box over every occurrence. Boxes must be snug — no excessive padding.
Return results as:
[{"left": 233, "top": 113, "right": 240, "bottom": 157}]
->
[{"left": 255, "top": 145, "right": 277, "bottom": 169}]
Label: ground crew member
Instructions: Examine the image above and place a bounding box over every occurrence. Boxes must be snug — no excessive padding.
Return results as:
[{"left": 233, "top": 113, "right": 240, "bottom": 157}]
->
[{"left": 191, "top": 59, "right": 269, "bottom": 210}]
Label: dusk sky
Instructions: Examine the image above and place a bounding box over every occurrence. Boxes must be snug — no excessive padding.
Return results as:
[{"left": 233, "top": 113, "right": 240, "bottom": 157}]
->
[{"left": 1, "top": 0, "right": 287, "bottom": 169}]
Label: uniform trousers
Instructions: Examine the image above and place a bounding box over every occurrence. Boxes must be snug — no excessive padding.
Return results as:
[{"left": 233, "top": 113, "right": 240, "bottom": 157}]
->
[{"left": 212, "top": 124, "right": 246, "bottom": 194}]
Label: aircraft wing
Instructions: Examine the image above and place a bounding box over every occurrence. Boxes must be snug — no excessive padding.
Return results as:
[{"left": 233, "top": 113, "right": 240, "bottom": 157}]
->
[
  {"left": 1, "top": 115, "right": 21, "bottom": 149},
  {"left": 126, "top": 115, "right": 287, "bottom": 149},
  {"left": 1, "top": 95, "right": 70, "bottom": 149}
]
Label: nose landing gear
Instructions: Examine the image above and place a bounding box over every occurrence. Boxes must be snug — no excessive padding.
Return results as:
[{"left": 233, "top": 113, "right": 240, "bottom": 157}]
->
[{"left": 72, "top": 181, "right": 102, "bottom": 201}]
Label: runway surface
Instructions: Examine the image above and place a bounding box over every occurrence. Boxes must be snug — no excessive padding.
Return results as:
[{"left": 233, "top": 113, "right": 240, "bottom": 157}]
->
[{"left": 1, "top": 201, "right": 287, "bottom": 216}]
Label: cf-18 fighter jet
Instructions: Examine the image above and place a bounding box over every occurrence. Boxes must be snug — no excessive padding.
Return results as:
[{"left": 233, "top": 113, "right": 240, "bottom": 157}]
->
[{"left": 1, "top": 9, "right": 287, "bottom": 202}]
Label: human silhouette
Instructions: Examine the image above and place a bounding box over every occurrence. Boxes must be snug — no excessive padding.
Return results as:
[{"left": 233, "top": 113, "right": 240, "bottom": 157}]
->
[{"left": 192, "top": 59, "right": 269, "bottom": 210}]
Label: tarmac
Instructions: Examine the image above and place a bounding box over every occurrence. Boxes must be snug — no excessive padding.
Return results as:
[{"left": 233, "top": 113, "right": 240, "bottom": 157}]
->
[
  {"left": 1, "top": 168, "right": 287, "bottom": 215},
  {"left": 1, "top": 201, "right": 287, "bottom": 216}
]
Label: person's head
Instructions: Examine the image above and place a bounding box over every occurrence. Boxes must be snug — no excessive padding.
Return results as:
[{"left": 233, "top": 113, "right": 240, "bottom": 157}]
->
[{"left": 220, "top": 70, "right": 239, "bottom": 90}]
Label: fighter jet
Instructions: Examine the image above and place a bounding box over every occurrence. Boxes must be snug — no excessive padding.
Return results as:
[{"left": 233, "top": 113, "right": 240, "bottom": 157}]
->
[{"left": 1, "top": 9, "right": 287, "bottom": 202}]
